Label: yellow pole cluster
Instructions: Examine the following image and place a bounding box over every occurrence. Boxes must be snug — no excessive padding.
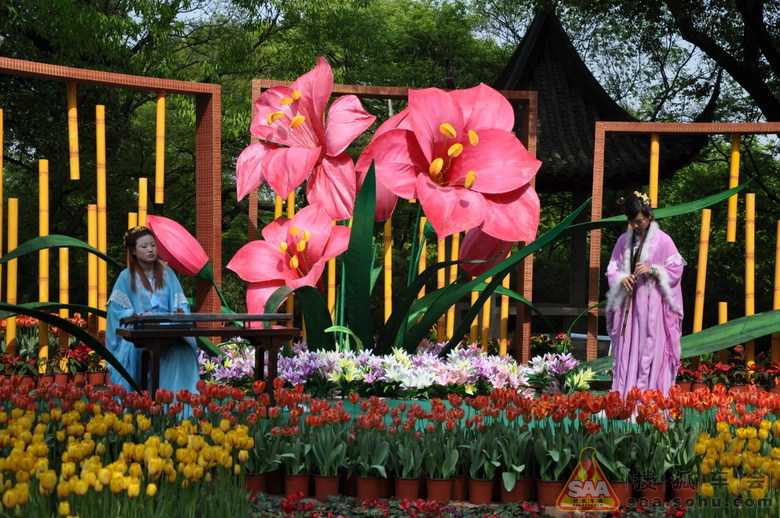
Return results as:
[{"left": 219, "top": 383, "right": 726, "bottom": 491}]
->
[
  {"left": 286, "top": 193, "right": 295, "bottom": 330},
  {"left": 436, "top": 239, "right": 445, "bottom": 342},
  {"left": 481, "top": 277, "right": 492, "bottom": 352},
  {"left": 0, "top": 109, "right": 4, "bottom": 301},
  {"left": 58, "top": 248, "right": 69, "bottom": 350},
  {"left": 38, "top": 160, "right": 50, "bottom": 359},
  {"left": 417, "top": 217, "right": 427, "bottom": 298},
  {"left": 87, "top": 205, "right": 98, "bottom": 335},
  {"left": 446, "top": 233, "right": 459, "bottom": 339},
  {"left": 499, "top": 275, "right": 510, "bottom": 355},
  {"left": 649, "top": 134, "right": 660, "bottom": 207},
  {"left": 138, "top": 178, "right": 148, "bottom": 227},
  {"left": 692, "top": 209, "right": 712, "bottom": 335},
  {"left": 718, "top": 302, "right": 729, "bottom": 363},
  {"left": 773, "top": 220, "right": 780, "bottom": 363}
]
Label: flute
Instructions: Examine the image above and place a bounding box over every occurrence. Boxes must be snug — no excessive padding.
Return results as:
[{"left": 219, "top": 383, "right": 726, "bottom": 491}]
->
[{"left": 620, "top": 229, "right": 647, "bottom": 337}]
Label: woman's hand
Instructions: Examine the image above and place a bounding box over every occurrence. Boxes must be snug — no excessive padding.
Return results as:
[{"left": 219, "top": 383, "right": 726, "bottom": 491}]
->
[
  {"left": 634, "top": 262, "right": 652, "bottom": 277},
  {"left": 622, "top": 275, "right": 636, "bottom": 292}
]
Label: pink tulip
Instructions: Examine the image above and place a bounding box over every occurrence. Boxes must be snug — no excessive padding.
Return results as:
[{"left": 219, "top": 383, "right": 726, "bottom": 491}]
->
[
  {"left": 459, "top": 228, "right": 513, "bottom": 277},
  {"left": 147, "top": 215, "right": 210, "bottom": 278},
  {"left": 236, "top": 57, "right": 376, "bottom": 221},
  {"left": 226, "top": 205, "right": 351, "bottom": 313},
  {"left": 362, "top": 84, "right": 541, "bottom": 241}
]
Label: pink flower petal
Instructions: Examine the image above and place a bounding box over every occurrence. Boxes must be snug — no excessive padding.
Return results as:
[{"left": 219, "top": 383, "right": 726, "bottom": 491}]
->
[
  {"left": 459, "top": 228, "right": 513, "bottom": 277},
  {"left": 291, "top": 57, "right": 332, "bottom": 141},
  {"left": 281, "top": 204, "right": 338, "bottom": 262},
  {"left": 259, "top": 217, "right": 289, "bottom": 246},
  {"left": 147, "top": 216, "right": 210, "bottom": 277},
  {"left": 226, "top": 240, "right": 296, "bottom": 283},
  {"left": 235, "top": 141, "right": 277, "bottom": 201},
  {"left": 247, "top": 281, "right": 286, "bottom": 315},
  {"left": 251, "top": 86, "right": 297, "bottom": 145},
  {"left": 306, "top": 154, "right": 358, "bottom": 221},
  {"left": 367, "top": 129, "right": 426, "bottom": 199},
  {"left": 450, "top": 84, "right": 515, "bottom": 133},
  {"left": 415, "top": 175, "right": 486, "bottom": 239},
  {"left": 325, "top": 95, "right": 376, "bottom": 156},
  {"left": 263, "top": 146, "right": 322, "bottom": 198},
  {"left": 408, "top": 88, "right": 464, "bottom": 163},
  {"left": 449, "top": 129, "right": 541, "bottom": 194},
  {"left": 481, "top": 184, "right": 540, "bottom": 242}
]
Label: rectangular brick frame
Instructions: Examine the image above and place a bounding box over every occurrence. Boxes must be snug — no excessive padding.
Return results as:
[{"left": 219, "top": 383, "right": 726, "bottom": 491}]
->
[
  {"left": 249, "top": 80, "right": 539, "bottom": 361},
  {"left": 587, "top": 121, "right": 780, "bottom": 360},
  {"left": 0, "top": 57, "right": 223, "bottom": 314}
]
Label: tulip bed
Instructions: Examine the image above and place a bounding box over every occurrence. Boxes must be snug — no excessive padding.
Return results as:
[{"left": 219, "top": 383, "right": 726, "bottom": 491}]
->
[{"left": 1, "top": 375, "right": 780, "bottom": 517}]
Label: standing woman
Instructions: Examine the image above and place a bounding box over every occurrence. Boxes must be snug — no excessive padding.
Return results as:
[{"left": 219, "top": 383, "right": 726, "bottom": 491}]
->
[
  {"left": 105, "top": 226, "right": 200, "bottom": 394},
  {"left": 606, "top": 192, "right": 685, "bottom": 396}
]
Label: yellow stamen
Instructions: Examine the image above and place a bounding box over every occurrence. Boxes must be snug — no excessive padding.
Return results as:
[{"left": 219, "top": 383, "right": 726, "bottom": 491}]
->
[
  {"left": 429, "top": 158, "right": 444, "bottom": 176},
  {"left": 296, "top": 240, "right": 306, "bottom": 252},
  {"left": 439, "top": 123, "right": 457, "bottom": 139},
  {"left": 279, "top": 242, "right": 288, "bottom": 253},
  {"left": 267, "top": 111, "right": 284, "bottom": 125},
  {"left": 292, "top": 90, "right": 301, "bottom": 100},
  {"left": 468, "top": 130, "right": 479, "bottom": 146},
  {"left": 464, "top": 171, "right": 477, "bottom": 189},
  {"left": 303, "top": 230, "right": 311, "bottom": 242},
  {"left": 289, "top": 256, "right": 299, "bottom": 269},
  {"left": 290, "top": 115, "right": 305, "bottom": 128},
  {"left": 280, "top": 97, "right": 294, "bottom": 105},
  {"left": 290, "top": 227, "right": 299, "bottom": 236},
  {"left": 447, "top": 143, "right": 463, "bottom": 158}
]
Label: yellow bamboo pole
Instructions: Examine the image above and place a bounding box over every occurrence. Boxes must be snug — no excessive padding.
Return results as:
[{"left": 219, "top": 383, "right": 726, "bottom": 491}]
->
[
  {"left": 499, "top": 275, "right": 510, "bottom": 355},
  {"left": 436, "top": 238, "right": 445, "bottom": 342},
  {"left": 745, "top": 193, "right": 755, "bottom": 364},
  {"left": 327, "top": 256, "right": 336, "bottom": 320},
  {"left": 58, "top": 248, "right": 69, "bottom": 350},
  {"left": 727, "top": 135, "right": 740, "bottom": 242},
  {"left": 38, "top": 160, "right": 50, "bottom": 361},
  {"left": 155, "top": 92, "right": 166, "bottom": 204},
  {"left": 96, "top": 106, "right": 107, "bottom": 336},
  {"left": 469, "top": 290, "right": 479, "bottom": 343},
  {"left": 128, "top": 212, "right": 138, "bottom": 230},
  {"left": 649, "top": 133, "right": 660, "bottom": 207},
  {"left": 5, "top": 198, "right": 18, "bottom": 356},
  {"left": 446, "top": 233, "right": 460, "bottom": 339},
  {"left": 718, "top": 302, "right": 728, "bottom": 363},
  {"left": 67, "top": 82, "right": 80, "bottom": 180},
  {"left": 0, "top": 109, "right": 4, "bottom": 302},
  {"left": 286, "top": 193, "right": 296, "bottom": 331},
  {"left": 481, "top": 277, "right": 492, "bottom": 351},
  {"left": 138, "top": 178, "right": 148, "bottom": 227},
  {"left": 692, "top": 209, "right": 712, "bottom": 334},
  {"left": 384, "top": 218, "right": 393, "bottom": 322},
  {"left": 773, "top": 221, "right": 780, "bottom": 363},
  {"left": 274, "top": 195, "right": 283, "bottom": 219},
  {"left": 87, "top": 205, "right": 98, "bottom": 336},
  {"left": 417, "top": 217, "right": 427, "bottom": 298}
]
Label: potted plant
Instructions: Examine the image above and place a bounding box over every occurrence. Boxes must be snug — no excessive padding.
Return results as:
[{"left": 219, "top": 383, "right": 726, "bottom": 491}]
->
[
  {"left": 496, "top": 424, "right": 534, "bottom": 503},
  {"left": 460, "top": 426, "right": 501, "bottom": 504},
  {"left": 307, "top": 418, "right": 348, "bottom": 501},
  {"left": 633, "top": 424, "right": 674, "bottom": 502},
  {"left": 422, "top": 426, "right": 459, "bottom": 503},
  {"left": 348, "top": 424, "right": 390, "bottom": 500},
  {"left": 389, "top": 427, "right": 426, "bottom": 500},
  {"left": 278, "top": 425, "right": 312, "bottom": 497}
]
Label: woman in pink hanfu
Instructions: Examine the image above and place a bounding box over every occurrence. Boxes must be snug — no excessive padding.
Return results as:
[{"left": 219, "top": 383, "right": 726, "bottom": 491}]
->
[{"left": 605, "top": 192, "right": 685, "bottom": 396}]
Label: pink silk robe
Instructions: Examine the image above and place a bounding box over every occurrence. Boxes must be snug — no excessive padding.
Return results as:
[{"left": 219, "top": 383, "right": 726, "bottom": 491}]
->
[{"left": 605, "top": 221, "right": 685, "bottom": 396}]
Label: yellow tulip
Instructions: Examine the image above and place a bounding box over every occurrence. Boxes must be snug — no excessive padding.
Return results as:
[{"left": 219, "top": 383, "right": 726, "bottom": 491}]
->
[
  {"left": 728, "top": 477, "right": 742, "bottom": 497},
  {"left": 127, "top": 479, "right": 141, "bottom": 498},
  {"left": 58, "top": 501, "right": 70, "bottom": 516},
  {"left": 146, "top": 483, "right": 157, "bottom": 497},
  {"left": 38, "top": 470, "right": 57, "bottom": 495},
  {"left": 700, "top": 482, "right": 714, "bottom": 498},
  {"left": 2, "top": 488, "right": 19, "bottom": 508}
]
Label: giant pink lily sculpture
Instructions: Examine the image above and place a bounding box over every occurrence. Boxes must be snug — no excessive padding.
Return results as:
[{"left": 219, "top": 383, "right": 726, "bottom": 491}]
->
[
  {"left": 236, "top": 57, "right": 376, "bottom": 221},
  {"left": 226, "top": 204, "right": 351, "bottom": 314},
  {"left": 361, "top": 84, "right": 541, "bottom": 241}
]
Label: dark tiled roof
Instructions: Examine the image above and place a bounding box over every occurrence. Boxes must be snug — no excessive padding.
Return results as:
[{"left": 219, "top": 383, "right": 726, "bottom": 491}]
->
[{"left": 493, "top": 13, "right": 715, "bottom": 193}]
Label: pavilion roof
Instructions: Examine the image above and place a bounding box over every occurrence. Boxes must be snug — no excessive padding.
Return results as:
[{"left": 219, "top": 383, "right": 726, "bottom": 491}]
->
[{"left": 493, "top": 12, "right": 717, "bottom": 193}]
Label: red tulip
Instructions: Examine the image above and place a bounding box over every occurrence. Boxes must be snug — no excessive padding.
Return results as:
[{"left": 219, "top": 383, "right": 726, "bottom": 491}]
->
[{"left": 147, "top": 215, "right": 210, "bottom": 278}]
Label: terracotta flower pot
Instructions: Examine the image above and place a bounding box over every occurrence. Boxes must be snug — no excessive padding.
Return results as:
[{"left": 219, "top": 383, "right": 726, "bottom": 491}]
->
[
  {"left": 639, "top": 481, "right": 666, "bottom": 504},
  {"left": 314, "top": 474, "right": 340, "bottom": 501},
  {"left": 675, "top": 381, "right": 692, "bottom": 392},
  {"left": 426, "top": 478, "right": 452, "bottom": 503},
  {"left": 451, "top": 475, "right": 468, "bottom": 501},
  {"left": 768, "top": 386, "right": 780, "bottom": 394},
  {"left": 265, "top": 470, "right": 285, "bottom": 495},
  {"left": 394, "top": 477, "right": 422, "bottom": 500},
  {"left": 535, "top": 479, "right": 565, "bottom": 507},
  {"left": 36, "top": 374, "right": 55, "bottom": 389},
  {"left": 500, "top": 476, "right": 535, "bottom": 503},
  {"left": 355, "top": 476, "right": 382, "bottom": 500},
  {"left": 244, "top": 473, "right": 266, "bottom": 495},
  {"left": 284, "top": 473, "right": 309, "bottom": 497},
  {"left": 468, "top": 478, "right": 494, "bottom": 505},
  {"left": 609, "top": 481, "right": 633, "bottom": 507},
  {"left": 53, "top": 372, "right": 69, "bottom": 386},
  {"left": 690, "top": 382, "right": 708, "bottom": 391},
  {"left": 87, "top": 370, "right": 107, "bottom": 386},
  {"left": 669, "top": 481, "right": 698, "bottom": 504}
]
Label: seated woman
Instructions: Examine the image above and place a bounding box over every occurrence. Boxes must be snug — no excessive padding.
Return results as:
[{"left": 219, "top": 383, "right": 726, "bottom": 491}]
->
[{"left": 105, "top": 226, "right": 200, "bottom": 395}]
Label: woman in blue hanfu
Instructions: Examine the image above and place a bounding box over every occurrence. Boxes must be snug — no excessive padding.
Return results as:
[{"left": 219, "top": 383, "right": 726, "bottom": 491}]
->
[{"left": 105, "top": 226, "right": 200, "bottom": 395}]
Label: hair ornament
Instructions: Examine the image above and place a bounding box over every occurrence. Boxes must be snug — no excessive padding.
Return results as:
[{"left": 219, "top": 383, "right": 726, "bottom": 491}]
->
[
  {"left": 123, "top": 226, "right": 149, "bottom": 247},
  {"left": 633, "top": 191, "right": 651, "bottom": 206}
]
